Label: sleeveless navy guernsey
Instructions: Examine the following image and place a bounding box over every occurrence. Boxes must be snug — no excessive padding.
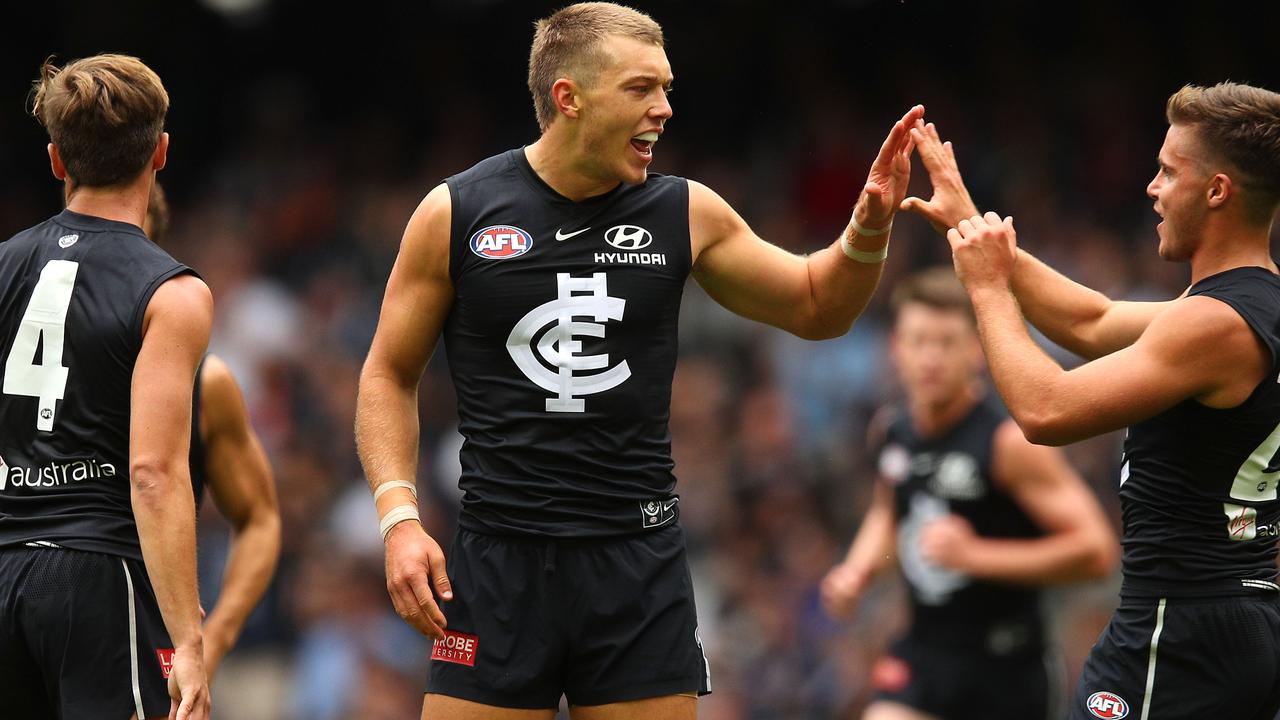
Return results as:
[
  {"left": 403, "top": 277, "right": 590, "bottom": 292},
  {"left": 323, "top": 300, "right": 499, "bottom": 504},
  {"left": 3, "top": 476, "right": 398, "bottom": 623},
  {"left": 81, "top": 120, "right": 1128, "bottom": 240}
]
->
[
  {"left": 443, "top": 149, "right": 692, "bottom": 537},
  {"left": 878, "top": 397, "right": 1046, "bottom": 656},
  {"left": 1120, "top": 266, "right": 1280, "bottom": 598},
  {"left": 0, "top": 210, "right": 193, "bottom": 561}
]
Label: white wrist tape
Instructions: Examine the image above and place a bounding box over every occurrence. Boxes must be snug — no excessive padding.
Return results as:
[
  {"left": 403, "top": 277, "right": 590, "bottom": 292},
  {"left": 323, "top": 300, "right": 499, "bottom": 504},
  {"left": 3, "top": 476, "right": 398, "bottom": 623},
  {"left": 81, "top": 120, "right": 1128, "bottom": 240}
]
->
[
  {"left": 851, "top": 217, "right": 892, "bottom": 237},
  {"left": 372, "top": 480, "right": 418, "bottom": 504},
  {"left": 840, "top": 235, "right": 889, "bottom": 264},
  {"left": 380, "top": 504, "right": 421, "bottom": 541}
]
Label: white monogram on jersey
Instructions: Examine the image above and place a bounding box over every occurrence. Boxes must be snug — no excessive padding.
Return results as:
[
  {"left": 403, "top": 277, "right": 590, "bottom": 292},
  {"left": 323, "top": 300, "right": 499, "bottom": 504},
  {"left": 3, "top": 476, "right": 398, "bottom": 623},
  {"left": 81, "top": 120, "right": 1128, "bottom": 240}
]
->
[{"left": 506, "top": 272, "right": 631, "bottom": 413}]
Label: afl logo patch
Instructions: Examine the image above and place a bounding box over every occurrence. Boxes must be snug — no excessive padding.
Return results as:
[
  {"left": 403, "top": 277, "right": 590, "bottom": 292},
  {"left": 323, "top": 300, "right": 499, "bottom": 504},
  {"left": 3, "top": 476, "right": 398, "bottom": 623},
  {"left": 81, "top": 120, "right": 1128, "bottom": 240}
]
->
[
  {"left": 604, "top": 224, "right": 652, "bottom": 250},
  {"left": 1086, "top": 691, "right": 1129, "bottom": 719},
  {"left": 470, "top": 225, "right": 532, "bottom": 259},
  {"left": 58, "top": 234, "right": 79, "bottom": 248}
]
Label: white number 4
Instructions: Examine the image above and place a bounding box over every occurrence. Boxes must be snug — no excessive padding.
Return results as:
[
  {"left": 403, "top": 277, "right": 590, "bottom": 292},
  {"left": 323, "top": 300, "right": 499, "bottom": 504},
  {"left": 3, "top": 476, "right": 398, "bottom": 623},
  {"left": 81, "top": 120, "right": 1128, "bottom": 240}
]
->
[{"left": 3, "top": 260, "right": 79, "bottom": 431}]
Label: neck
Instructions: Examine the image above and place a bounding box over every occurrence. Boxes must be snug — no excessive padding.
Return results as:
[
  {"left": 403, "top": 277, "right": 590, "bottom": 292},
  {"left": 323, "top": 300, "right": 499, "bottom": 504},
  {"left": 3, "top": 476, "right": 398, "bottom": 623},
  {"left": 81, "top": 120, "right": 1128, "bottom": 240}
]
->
[
  {"left": 525, "top": 128, "right": 621, "bottom": 202},
  {"left": 64, "top": 172, "right": 152, "bottom": 229},
  {"left": 909, "top": 382, "right": 982, "bottom": 438},
  {"left": 1187, "top": 216, "right": 1277, "bottom": 283}
]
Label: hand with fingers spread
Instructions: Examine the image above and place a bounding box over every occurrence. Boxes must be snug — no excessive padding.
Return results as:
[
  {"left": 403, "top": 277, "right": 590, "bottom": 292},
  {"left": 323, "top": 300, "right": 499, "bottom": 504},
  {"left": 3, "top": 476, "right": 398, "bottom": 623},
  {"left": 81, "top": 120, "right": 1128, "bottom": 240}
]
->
[
  {"left": 946, "top": 212, "right": 1019, "bottom": 291},
  {"left": 384, "top": 520, "right": 454, "bottom": 640},
  {"left": 900, "top": 120, "right": 980, "bottom": 235},
  {"left": 850, "top": 105, "right": 925, "bottom": 234}
]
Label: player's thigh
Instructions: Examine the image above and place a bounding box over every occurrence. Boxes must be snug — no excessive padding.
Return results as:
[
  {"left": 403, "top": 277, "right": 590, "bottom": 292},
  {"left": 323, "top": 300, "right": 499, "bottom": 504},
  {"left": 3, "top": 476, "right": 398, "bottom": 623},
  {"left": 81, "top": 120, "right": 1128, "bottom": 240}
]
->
[
  {"left": 422, "top": 693, "right": 558, "bottom": 720},
  {"left": 569, "top": 693, "right": 696, "bottom": 720},
  {"left": 862, "top": 701, "right": 941, "bottom": 720}
]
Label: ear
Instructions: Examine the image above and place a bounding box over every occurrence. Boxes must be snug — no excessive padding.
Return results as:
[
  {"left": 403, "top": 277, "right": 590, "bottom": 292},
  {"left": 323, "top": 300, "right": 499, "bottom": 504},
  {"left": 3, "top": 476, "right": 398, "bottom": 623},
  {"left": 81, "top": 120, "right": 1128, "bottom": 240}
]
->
[
  {"left": 152, "top": 132, "right": 169, "bottom": 172},
  {"left": 1207, "top": 172, "right": 1232, "bottom": 209},
  {"left": 48, "top": 143, "right": 68, "bottom": 181},
  {"left": 551, "top": 78, "right": 581, "bottom": 121}
]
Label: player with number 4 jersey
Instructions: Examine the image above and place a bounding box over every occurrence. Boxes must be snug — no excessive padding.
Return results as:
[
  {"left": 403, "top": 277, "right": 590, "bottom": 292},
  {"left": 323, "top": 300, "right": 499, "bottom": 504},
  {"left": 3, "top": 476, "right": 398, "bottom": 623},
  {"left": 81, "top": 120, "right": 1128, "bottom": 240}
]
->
[
  {"left": 355, "top": 4, "right": 923, "bottom": 718},
  {"left": 0, "top": 55, "right": 211, "bottom": 719}
]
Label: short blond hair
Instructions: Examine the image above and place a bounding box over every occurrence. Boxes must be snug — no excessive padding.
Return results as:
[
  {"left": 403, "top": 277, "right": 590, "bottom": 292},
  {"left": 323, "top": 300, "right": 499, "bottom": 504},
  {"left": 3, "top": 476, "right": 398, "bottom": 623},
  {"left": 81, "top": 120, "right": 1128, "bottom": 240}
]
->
[
  {"left": 30, "top": 54, "right": 168, "bottom": 188},
  {"left": 1166, "top": 82, "right": 1280, "bottom": 222},
  {"left": 528, "top": 2, "right": 663, "bottom": 132}
]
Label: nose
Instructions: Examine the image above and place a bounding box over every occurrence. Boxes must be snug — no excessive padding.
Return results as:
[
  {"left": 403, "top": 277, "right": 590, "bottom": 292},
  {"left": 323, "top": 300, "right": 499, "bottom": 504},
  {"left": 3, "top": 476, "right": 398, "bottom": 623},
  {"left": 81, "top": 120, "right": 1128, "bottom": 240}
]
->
[
  {"left": 1146, "top": 171, "right": 1160, "bottom": 200},
  {"left": 652, "top": 89, "right": 673, "bottom": 122}
]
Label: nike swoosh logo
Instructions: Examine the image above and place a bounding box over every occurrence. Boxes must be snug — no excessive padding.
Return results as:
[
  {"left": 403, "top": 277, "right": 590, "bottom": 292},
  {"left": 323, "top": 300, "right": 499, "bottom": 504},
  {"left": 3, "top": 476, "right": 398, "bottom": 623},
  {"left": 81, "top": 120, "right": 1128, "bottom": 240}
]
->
[
  {"left": 555, "top": 227, "right": 591, "bottom": 241},
  {"left": 663, "top": 499, "right": 678, "bottom": 511}
]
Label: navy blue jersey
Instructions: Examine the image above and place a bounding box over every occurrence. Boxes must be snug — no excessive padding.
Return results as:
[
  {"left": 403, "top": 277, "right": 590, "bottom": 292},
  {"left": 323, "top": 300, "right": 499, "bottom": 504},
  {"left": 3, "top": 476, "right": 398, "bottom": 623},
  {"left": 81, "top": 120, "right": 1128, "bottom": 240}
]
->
[
  {"left": 443, "top": 149, "right": 691, "bottom": 537},
  {"left": 0, "top": 210, "right": 193, "bottom": 560},
  {"left": 1120, "top": 267, "right": 1280, "bottom": 598},
  {"left": 877, "top": 396, "right": 1046, "bottom": 656}
]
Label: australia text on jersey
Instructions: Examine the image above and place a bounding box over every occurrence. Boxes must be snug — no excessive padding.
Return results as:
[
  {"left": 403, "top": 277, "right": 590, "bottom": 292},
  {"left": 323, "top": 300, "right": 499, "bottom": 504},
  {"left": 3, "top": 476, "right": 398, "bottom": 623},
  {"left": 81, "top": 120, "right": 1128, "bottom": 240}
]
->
[{"left": 0, "top": 457, "right": 118, "bottom": 491}]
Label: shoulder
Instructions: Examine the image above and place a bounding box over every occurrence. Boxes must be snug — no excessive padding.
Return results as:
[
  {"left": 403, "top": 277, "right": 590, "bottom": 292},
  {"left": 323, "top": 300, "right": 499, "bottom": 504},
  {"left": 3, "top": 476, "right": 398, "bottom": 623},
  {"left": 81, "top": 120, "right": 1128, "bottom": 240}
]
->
[
  {"left": 144, "top": 273, "right": 213, "bottom": 332},
  {"left": 446, "top": 150, "right": 520, "bottom": 191},
  {"left": 1143, "top": 294, "right": 1257, "bottom": 359}
]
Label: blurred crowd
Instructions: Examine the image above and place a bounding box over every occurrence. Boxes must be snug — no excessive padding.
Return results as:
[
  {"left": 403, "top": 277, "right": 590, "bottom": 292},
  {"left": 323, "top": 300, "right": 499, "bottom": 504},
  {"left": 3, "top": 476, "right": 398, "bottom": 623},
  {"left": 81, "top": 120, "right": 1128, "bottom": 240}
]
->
[{"left": 3, "top": 2, "right": 1278, "bottom": 718}]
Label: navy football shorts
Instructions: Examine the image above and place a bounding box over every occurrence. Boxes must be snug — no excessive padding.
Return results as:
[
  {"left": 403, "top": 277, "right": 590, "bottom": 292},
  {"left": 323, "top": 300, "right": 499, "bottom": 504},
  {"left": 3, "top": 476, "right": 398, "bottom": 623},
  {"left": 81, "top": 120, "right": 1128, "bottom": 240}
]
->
[
  {"left": 1070, "top": 593, "right": 1280, "bottom": 720},
  {"left": 0, "top": 544, "right": 174, "bottom": 718},
  {"left": 426, "top": 524, "right": 711, "bottom": 708},
  {"left": 870, "top": 635, "right": 1055, "bottom": 719}
]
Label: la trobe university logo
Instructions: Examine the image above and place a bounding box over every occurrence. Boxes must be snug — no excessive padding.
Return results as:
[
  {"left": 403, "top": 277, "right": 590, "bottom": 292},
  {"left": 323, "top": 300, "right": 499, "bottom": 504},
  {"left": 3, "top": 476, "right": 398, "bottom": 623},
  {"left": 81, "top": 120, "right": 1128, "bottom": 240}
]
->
[{"left": 506, "top": 272, "right": 631, "bottom": 413}]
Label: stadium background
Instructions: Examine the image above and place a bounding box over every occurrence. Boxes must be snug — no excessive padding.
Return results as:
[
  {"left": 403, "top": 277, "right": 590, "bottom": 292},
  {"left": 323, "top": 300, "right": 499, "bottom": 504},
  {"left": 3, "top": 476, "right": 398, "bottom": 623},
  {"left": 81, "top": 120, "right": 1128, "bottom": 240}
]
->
[{"left": 2, "top": 1, "right": 1278, "bottom": 717}]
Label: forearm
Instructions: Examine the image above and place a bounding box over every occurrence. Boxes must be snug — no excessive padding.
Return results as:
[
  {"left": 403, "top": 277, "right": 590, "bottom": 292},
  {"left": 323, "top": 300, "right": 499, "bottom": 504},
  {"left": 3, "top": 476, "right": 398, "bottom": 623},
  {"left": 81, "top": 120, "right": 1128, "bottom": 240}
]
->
[
  {"left": 841, "top": 504, "right": 896, "bottom": 577},
  {"left": 1010, "top": 250, "right": 1115, "bottom": 358},
  {"left": 132, "top": 466, "right": 203, "bottom": 650},
  {"left": 204, "top": 511, "right": 280, "bottom": 659},
  {"left": 954, "top": 532, "right": 1113, "bottom": 585},
  {"left": 355, "top": 371, "right": 421, "bottom": 489},
  {"left": 969, "top": 286, "right": 1069, "bottom": 444},
  {"left": 802, "top": 225, "right": 891, "bottom": 339}
]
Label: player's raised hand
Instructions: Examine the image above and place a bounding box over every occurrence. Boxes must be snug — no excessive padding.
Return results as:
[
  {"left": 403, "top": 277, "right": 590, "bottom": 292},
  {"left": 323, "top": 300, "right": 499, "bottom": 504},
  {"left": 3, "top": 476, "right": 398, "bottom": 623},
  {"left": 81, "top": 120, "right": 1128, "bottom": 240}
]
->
[
  {"left": 901, "top": 121, "right": 980, "bottom": 235},
  {"left": 384, "top": 521, "right": 453, "bottom": 640},
  {"left": 853, "top": 105, "right": 925, "bottom": 231},
  {"left": 946, "top": 212, "right": 1018, "bottom": 291},
  {"left": 167, "top": 644, "right": 211, "bottom": 720},
  {"left": 820, "top": 561, "right": 870, "bottom": 619}
]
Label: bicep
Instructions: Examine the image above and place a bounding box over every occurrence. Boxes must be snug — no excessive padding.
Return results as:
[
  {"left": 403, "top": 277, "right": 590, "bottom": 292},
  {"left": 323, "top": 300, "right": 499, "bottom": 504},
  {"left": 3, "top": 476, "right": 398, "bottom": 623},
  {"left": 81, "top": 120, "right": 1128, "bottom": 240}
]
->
[
  {"left": 1033, "top": 303, "right": 1232, "bottom": 443},
  {"left": 688, "top": 180, "right": 812, "bottom": 329},
  {"left": 364, "top": 185, "right": 455, "bottom": 387},
  {"left": 993, "top": 422, "right": 1106, "bottom": 534},
  {"left": 131, "top": 274, "right": 213, "bottom": 468},
  {"left": 1091, "top": 299, "right": 1176, "bottom": 355}
]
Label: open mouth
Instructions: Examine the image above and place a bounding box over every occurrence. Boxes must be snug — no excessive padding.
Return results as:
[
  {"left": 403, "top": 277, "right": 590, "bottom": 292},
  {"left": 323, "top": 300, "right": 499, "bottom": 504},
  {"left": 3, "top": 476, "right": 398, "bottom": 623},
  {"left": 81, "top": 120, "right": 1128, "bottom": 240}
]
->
[{"left": 630, "top": 131, "right": 659, "bottom": 158}]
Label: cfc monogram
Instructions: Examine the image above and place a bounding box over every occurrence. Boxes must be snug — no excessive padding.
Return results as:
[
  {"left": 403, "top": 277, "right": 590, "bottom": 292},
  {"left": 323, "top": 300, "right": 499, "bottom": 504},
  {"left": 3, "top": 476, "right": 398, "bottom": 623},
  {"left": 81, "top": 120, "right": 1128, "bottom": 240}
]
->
[{"left": 506, "top": 273, "right": 631, "bottom": 412}]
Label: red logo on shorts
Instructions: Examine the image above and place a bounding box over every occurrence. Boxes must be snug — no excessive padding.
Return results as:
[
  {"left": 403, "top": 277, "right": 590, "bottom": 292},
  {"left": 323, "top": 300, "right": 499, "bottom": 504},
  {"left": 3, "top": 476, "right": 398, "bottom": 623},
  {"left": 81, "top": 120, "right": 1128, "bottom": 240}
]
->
[
  {"left": 156, "top": 648, "right": 175, "bottom": 679},
  {"left": 870, "top": 655, "right": 911, "bottom": 693},
  {"left": 1086, "top": 691, "right": 1129, "bottom": 718},
  {"left": 432, "top": 630, "right": 479, "bottom": 667}
]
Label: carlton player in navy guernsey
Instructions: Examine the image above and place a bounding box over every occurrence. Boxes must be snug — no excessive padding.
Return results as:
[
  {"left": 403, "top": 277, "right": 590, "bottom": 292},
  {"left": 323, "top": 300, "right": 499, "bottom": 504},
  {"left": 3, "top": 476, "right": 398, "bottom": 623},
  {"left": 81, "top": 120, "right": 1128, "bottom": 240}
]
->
[
  {"left": 905, "top": 85, "right": 1280, "bottom": 719},
  {"left": 822, "top": 269, "right": 1116, "bottom": 720},
  {"left": 355, "top": 3, "right": 923, "bottom": 719},
  {"left": 0, "top": 57, "right": 212, "bottom": 718}
]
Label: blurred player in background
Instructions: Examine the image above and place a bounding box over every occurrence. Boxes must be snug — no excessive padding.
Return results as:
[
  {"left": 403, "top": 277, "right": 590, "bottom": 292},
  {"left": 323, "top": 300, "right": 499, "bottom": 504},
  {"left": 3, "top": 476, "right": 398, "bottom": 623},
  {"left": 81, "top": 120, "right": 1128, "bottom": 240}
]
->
[
  {"left": 0, "top": 55, "right": 211, "bottom": 719},
  {"left": 356, "top": 2, "right": 922, "bottom": 718},
  {"left": 906, "top": 82, "right": 1280, "bottom": 719},
  {"left": 145, "top": 183, "right": 282, "bottom": 683},
  {"left": 822, "top": 267, "right": 1117, "bottom": 720}
]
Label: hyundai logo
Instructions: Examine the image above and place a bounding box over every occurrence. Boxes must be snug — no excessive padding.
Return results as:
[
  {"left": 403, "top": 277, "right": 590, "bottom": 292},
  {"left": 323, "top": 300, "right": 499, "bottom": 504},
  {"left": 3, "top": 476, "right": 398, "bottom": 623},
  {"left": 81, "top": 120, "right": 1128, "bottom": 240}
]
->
[{"left": 604, "top": 225, "right": 653, "bottom": 250}]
